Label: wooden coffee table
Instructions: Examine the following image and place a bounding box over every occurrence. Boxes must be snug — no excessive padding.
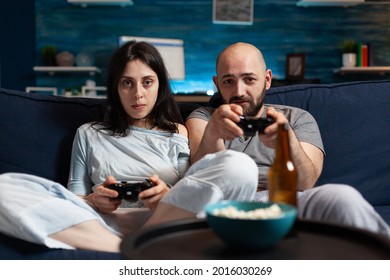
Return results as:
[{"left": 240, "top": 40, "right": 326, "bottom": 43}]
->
[{"left": 120, "top": 218, "right": 390, "bottom": 260}]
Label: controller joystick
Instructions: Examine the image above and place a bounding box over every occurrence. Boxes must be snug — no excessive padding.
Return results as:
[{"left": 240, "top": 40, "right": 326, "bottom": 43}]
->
[
  {"left": 238, "top": 116, "right": 275, "bottom": 136},
  {"left": 106, "top": 179, "right": 154, "bottom": 202}
]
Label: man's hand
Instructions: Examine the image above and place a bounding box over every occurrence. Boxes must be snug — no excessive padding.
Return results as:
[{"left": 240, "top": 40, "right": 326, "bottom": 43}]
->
[
  {"left": 186, "top": 104, "right": 245, "bottom": 163},
  {"left": 205, "top": 104, "right": 244, "bottom": 141},
  {"left": 259, "top": 106, "right": 289, "bottom": 149}
]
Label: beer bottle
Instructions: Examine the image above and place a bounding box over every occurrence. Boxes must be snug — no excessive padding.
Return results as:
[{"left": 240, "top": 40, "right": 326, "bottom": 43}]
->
[{"left": 268, "top": 123, "right": 298, "bottom": 206}]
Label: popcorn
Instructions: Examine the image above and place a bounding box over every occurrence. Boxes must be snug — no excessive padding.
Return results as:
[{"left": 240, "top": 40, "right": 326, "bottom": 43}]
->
[{"left": 212, "top": 204, "right": 284, "bottom": 220}]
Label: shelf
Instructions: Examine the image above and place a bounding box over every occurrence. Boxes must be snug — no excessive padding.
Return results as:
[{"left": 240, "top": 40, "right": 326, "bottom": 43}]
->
[
  {"left": 67, "top": 0, "right": 133, "bottom": 7},
  {"left": 297, "top": 1, "right": 363, "bottom": 7},
  {"left": 335, "top": 66, "right": 390, "bottom": 75},
  {"left": 33, "top": 66, "right": 101, "bottom": 76}
]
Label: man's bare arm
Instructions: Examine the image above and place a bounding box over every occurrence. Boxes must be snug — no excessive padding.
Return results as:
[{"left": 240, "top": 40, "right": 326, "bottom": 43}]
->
[
  {"left": 261, "top": 107, "right": 324, "bottom": 190},
  {"left": 290, "top": 136, "right": 324, "bottom": 190},
  {"left": 186, "top": 117, "right": 225, "bottom": 163}
]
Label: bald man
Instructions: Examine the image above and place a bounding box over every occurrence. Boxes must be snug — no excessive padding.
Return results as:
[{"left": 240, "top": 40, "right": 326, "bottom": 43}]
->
[{"left": 185, "top": 42, "right": 390, "bottom": 237}]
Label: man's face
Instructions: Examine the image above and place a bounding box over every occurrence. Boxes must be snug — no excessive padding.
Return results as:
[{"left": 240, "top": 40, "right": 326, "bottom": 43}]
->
[
  {"left": 227, "top": 80, "right": 267, "bottom": 117},
  {"left": 213, "top": 45, "right": 271, "bottom": 117}
]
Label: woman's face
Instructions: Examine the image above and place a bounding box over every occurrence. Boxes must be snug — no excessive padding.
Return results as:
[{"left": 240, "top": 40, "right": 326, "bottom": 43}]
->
[{"left": 118, "top": 59, "right": 159, "bottom": 127}]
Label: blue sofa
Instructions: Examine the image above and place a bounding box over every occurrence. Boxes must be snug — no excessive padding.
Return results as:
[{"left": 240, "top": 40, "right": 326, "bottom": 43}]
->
[
  {"left": 0, "top": 88, "right": 200, "bottom": 260},
  {"left": 1, "top": 79, "right": 390, "bottom": 259}
]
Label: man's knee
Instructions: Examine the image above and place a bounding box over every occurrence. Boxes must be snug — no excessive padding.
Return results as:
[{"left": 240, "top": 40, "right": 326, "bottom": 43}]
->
[
  {"left": 311, "top": 184, "right": 364, "bottom": 206},
  {"left": 300, "top": 184, "right": 371, "bottom": 221}
]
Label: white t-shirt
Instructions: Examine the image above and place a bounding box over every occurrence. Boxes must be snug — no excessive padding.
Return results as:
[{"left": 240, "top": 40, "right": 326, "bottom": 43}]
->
[{"left": 67, "top": 123, "right": 190, "bottom": 197}]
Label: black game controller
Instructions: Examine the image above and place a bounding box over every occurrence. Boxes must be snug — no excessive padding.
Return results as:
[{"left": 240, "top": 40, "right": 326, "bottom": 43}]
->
[
  {"left": 107, "top": 179, "right": 154, "bottom": 202},
  {"left": 238, "top": 116, "right": 275, "bottom": 136}
]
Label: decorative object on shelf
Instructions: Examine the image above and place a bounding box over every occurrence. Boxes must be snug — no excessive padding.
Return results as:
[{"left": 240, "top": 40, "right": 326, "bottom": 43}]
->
[
  {"left": 81, "top": 85, "right": 107, "bottom": 97},
  {"left": 75, "top": 52, "right": 94, "bottom": 67},
  {"left": 340, "top": 39, "right": 357, "bottom": 67},
  {"left": 356, "top": 42, "right": 369, "bottom": 67},
  {"left": 285, "top": 53, "right": 306, "bottom": 81},
  {"left": 56, "top": 51, "right": 75, "bottom": 66},
  {"left": 40, "top": 45, "right": 57, "bottom": 66},
  {"left": 63, "top": 88, "right": 73, "bottom": 97},
  {"left": 83, "top": 79, "right": 97, "bottom": 96}
]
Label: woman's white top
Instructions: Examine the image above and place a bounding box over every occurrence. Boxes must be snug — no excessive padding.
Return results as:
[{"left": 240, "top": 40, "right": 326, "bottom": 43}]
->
[{"left": 67, "top": 123, "right": 190, "bottom": 197}]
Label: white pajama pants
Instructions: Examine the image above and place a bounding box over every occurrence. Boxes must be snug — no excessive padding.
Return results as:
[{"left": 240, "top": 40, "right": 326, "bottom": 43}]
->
[{"left": 0, "top": 150, "right": 258, "bottom": 249}]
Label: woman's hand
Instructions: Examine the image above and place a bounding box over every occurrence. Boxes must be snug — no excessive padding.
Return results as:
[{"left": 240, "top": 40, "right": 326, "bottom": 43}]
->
[
  {"left": 139, "top": 174, "right": 170, "bottom": 210},
  {"left": 84, "top": 176, "right": 122, "bottom": 214}
]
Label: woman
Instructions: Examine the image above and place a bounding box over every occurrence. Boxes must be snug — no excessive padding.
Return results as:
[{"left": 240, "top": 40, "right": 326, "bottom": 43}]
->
[
  {"left": 0, "top": 41, "right": 258, "bottom": 253},
  {"left": 68, "top": 41, "right": 189, "bottom": 212}
]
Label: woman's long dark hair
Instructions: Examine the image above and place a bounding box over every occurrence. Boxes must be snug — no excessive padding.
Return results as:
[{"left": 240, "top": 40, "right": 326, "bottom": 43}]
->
[{"left": 100, "top": 40, "right": 183, "bottom": 136}]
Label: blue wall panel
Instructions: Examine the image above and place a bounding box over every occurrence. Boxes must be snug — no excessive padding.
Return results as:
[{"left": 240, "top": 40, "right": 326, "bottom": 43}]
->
[{"left": 35, "top": 0, "right": 390, "bottom": 94}]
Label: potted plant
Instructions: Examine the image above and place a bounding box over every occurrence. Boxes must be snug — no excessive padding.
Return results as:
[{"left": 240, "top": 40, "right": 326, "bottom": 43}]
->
[
  {"left": 340, "top": 39, "right": 357, "bottom": 67},
  {"left": 40, "top": 45, "right": 57, "bottom": 66}
]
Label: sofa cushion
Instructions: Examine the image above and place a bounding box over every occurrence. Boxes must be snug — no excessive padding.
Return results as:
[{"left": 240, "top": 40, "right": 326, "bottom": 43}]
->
[{"left": 0, "top": 88, "right": 107, "bottom": 186}]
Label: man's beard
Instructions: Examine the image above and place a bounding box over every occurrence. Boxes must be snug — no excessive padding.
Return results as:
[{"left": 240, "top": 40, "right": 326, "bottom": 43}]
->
[
  {"left": 242, "top": 97, "right": 263, "bottom": 117},
  {"left": 225, "top": 85, "right": 267, "bottom": 117}
]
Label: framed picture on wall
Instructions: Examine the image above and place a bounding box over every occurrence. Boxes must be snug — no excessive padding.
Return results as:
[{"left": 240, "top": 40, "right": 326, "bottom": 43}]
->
[
  {"left": 286, "top": 53, "right": 306, "bottom": 80},
  {"left": 213, "top": 0, "right": 254, "bottom": 25}
]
